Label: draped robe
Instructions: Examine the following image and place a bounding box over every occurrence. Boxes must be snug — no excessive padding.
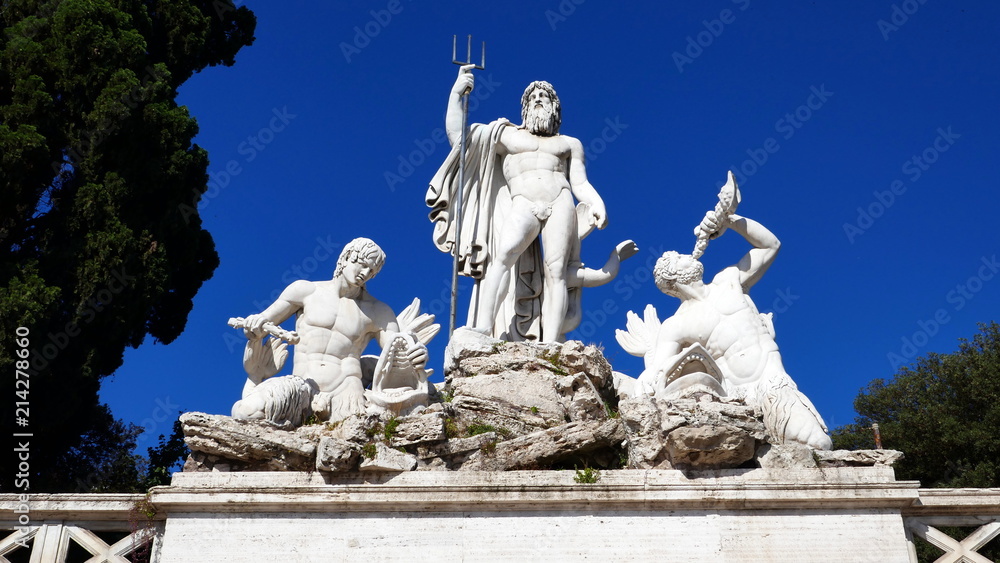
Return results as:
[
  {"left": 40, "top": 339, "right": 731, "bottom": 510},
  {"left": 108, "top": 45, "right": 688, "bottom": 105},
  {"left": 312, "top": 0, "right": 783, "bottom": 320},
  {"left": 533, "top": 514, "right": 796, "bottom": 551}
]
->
[{"left": 426, "top": 119, "right": 585, "bottom": 341}]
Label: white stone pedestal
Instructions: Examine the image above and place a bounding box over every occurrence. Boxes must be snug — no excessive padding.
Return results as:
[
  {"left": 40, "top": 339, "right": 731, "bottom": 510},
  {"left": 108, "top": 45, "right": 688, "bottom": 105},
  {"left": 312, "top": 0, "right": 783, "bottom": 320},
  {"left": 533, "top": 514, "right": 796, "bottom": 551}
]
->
[{"left": 150, "top": 467, "right": 919, "bottom": 562}]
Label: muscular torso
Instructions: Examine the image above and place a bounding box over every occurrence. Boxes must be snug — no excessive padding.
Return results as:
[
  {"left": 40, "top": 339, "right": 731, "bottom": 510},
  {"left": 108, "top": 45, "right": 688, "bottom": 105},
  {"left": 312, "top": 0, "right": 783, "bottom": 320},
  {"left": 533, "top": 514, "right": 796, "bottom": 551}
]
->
[
  {"left": 291, "top": 282, "right": 380, "bottom": 392},
  {"left": 656, "top": 275, "right": 780, "bottom": 386},
  {"left": 499, "top": 128, "right": 574, "bottom": 204}
]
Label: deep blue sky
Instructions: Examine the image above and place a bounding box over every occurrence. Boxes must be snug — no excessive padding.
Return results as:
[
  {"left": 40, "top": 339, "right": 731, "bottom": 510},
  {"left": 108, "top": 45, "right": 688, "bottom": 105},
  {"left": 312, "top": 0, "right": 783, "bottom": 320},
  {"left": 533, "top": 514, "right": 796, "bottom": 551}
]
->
[{"left": 100, "top": 0, "right": 1000, "bottom": 446}]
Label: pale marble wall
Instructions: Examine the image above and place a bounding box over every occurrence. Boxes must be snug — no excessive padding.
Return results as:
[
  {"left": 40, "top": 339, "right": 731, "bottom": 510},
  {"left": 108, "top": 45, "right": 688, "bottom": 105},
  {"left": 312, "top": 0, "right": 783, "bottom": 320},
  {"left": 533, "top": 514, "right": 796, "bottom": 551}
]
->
[
  {"left": 158, "top": 508, "right": 909, "bottom": 562},
  {"left": 152, "top": 469, "right": 916, "bottom": 562}
]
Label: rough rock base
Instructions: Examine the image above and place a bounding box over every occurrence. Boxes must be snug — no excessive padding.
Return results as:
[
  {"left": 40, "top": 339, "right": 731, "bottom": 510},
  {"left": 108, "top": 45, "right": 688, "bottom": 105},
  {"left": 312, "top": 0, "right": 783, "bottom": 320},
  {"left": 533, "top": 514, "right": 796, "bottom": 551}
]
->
[{"left": 183, "top": 337, "right": 901, "bottom": 475}]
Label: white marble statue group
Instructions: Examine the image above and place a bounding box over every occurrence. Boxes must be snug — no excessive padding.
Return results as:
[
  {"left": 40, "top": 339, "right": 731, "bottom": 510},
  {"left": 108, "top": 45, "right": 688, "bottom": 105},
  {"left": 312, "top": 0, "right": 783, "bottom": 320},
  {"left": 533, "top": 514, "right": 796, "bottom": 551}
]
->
[
  {"left": 229, "top": 238, "right": 439, "bottom": 426},
  {"left": 227, "top": 64, "right": 832, "bottom": 451}
]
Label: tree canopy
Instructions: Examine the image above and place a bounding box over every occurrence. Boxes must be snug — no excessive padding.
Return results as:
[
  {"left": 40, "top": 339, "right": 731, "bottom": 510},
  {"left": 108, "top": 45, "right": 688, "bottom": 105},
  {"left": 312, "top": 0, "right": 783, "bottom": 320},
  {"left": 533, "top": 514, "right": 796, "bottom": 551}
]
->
[
  {"left": 0, "top": 0, "right": 255, "bottom": 491},
  {"left": 832, "top": 322, "right": 1000, "bottom": 489}
]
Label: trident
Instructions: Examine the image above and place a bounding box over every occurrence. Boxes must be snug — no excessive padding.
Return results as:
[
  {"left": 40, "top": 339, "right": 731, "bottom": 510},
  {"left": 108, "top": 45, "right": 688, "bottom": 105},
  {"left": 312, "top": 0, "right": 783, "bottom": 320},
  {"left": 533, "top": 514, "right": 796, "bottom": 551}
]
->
[{"left": 448, "top": 35, "right": 485, "bottom": 337}]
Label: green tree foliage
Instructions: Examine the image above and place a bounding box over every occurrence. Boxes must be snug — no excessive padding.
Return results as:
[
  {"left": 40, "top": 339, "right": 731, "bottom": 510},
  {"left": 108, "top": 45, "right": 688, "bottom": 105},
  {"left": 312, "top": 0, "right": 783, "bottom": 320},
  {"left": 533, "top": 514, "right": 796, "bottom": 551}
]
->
[
  {"left": 834, "top": 323, "right": 1000, "bottom": 561},
  {"left": 142, "top": 417, "right": 188, "bottom": 489},
  {"left": 0, "top": 0, "right": 255, "bottom": 491},
  {"left": 53, "top": 407, "right": 189, "bottom": 493},
  {"left": 832, "top": 322, "right": 1000, "bottom": 489}
]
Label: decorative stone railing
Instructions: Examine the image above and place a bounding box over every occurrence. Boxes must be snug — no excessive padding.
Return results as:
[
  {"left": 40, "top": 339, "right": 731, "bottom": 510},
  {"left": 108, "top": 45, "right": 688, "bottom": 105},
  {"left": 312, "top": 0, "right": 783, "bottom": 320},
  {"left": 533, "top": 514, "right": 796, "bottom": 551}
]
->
[
  {"left": 902, "top": 489, "right": 1000, "bottom": 563},
  {"left": 0, "top": 494, "right": 161, "bottom": 563},
  {"left": 2, "top": 480, "right": 998, "bottom": 562}
]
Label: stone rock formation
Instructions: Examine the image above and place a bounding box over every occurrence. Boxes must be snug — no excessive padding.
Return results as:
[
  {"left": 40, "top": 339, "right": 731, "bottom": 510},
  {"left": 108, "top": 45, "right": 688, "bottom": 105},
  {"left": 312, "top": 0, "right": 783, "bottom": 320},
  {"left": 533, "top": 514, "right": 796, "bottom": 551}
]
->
[{"left": 182, "top": 333, "right": 898, "bottom": 475}]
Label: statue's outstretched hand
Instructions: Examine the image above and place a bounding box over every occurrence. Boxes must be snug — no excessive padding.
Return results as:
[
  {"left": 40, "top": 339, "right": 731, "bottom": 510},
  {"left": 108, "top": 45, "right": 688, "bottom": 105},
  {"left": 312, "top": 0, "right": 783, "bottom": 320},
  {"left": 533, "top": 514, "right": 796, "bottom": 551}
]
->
[
  {"left": 615, "top": 240, "right": 640, "bottom": 262},
  {"left": 405, "top": 342, "right": 429, "bottom": 371},
  {"left": 453, "top": 64, "right": 476, "bottom": 96}
]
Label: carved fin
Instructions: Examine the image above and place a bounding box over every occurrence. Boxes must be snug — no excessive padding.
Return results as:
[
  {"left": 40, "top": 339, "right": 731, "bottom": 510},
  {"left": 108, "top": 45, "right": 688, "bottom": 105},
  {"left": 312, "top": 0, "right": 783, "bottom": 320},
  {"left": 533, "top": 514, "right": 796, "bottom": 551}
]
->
[
  {"left": 615, "top": 304, "right": 662, "bottom": 357},
  {"left": 396, "top": 298, "right": 441, "bottom": 345}
]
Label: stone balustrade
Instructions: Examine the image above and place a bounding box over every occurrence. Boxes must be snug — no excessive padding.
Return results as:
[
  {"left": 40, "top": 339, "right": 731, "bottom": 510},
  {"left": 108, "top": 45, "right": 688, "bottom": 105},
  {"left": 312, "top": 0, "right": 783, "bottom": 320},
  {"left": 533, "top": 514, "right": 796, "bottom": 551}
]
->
[
  {"left": 902, "top": 488, "right": 1000, "bottom": 563},
  {"left": 1, "top": 476, "right": 997, "bottom": 562},
  {"left": 0, "top": 494, "right": 161, "bottom": 563}
]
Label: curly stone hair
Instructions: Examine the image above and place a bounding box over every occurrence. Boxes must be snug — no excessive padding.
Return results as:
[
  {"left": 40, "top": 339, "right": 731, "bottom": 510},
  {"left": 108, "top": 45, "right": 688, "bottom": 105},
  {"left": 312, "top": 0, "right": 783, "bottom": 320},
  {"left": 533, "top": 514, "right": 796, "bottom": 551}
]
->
[
  {"left": 654, "top": 251, "right": 704, "bottom": 294},
  {"left": 334, "top": 237, "right": 385, "bottom": 280}
]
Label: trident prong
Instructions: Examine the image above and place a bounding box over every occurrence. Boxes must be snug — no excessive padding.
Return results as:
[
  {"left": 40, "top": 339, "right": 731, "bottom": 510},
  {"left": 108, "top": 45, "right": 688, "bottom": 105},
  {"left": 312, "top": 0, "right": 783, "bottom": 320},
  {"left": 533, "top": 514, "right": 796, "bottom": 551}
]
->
[{"left": 452, "top": 34, "right": 485, "bottom": 69}]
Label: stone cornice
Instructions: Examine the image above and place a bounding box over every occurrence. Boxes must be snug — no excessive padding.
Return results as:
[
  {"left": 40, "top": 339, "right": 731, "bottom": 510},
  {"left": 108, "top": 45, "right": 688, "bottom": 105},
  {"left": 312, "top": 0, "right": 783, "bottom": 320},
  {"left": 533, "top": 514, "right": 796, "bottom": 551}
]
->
[{"left": 143, "top": 468, "right": 921, "bottom": 513}]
